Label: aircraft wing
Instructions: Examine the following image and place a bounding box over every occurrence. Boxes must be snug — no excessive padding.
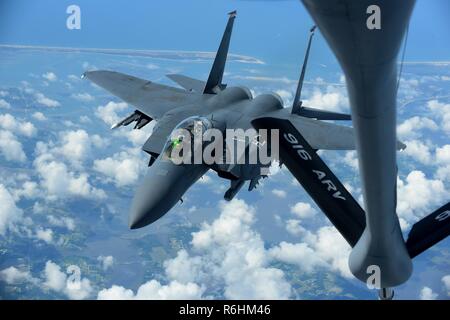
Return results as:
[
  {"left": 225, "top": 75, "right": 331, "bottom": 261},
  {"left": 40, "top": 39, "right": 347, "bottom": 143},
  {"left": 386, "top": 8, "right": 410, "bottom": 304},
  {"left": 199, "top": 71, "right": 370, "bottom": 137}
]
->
[
  {"left": 253, "top": 108, "right": 406, "bottom": 151},
  {"left": 83, "top": 70, "right": 199, "bottom": 119},
  {"left": 166, "top": 74, "right": 206, "bottom": 93}
]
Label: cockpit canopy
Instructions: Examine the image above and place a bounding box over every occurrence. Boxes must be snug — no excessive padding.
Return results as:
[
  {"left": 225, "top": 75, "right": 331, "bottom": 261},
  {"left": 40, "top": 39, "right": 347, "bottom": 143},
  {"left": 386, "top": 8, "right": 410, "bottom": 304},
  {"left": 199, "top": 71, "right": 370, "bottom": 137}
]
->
[{"left": 162, "top": 116, "right": 214, "bottom": 163}]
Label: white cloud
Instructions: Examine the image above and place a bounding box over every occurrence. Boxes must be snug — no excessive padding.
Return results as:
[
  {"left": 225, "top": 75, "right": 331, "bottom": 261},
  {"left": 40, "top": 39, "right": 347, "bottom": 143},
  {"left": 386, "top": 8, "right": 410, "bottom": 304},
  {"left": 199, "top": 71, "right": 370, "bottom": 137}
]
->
[
  {"left": 35, "top": 92, "right": 60, "bottom": 107},
  {"left": 14, "top": 181, "right": 40, "bottom": 199},
  {"left": 275, "top": 90, "right": 293, "bottom": 105},
  {"left": 58, "top": 130, "right": 93, "bottom": 163},
  {"left": 442, "top": 275, "right": 450, "bottom": 296},
  {"left": 0, "top": 184, "right": 24, "bottom": 235},
  {"left": 427, "top": 100, "right": 450, "bottom": 133},
  {"left": 436, "top": 145, "right": 450, "bottom": 164},
  {"left": 98, "top": 255, "right": 114, "bottom": 271},
  {"left": 303, "top": 86, "right": 349, "bottom": 113},
  {"left": 0, "top": 113, "right": 37, "bottom": 137},
  {"left": 272, "top": 189, "right": 286, "bottom": 198},
  {"left": 32, "top": 112, "right": 47, "bottom": 121},
  {"left": 71, "top": 93, "right": 94, "bottom": 102},
  {"left": 35, "top": 227, "right": 53, "bottom": 244},
  {"left": 402, "top": 140, "right": 433, "bottom": 165},
  {"left": 290, "top": 202, "right": 316, "bottom": 219},
  {"left": 0, "top": 266, "right": 36, "bottom": 285},
  {"left": 189, "top": 199, "right": 292, "bottom": 299},
  {"left": 98, "top": 280, "right": 204, "bottom": 300},
  {"left": 47, "top": 215, "right": 75, "bottom": 231},
  {"left": 342, "top": 151, "right": 359, "bottom": 171},
  {"left": 397, "top": 170, "right": 448, "bottom": 229},
  {"left": 269, "top": 242, "right": 326, "bottom": 273},
  {"left": 270, "top": 226, "right": 352, "bottom": 278},
  {"left": 397, "top": 116, "right": 438, "bottom": 139},
  {"left": 34, "top": 142, "right": 106, "bottom": 200},
  {"left": 44, "top": 261, "right": 93, "bottom": 300},
  {"left": 419, "top": 286, "right": 438, "bottom": 300},
  {"left": 0, "top": 99, "right": 11, "bottom": 109},
  {"left": 95, "top": 101, "right": 129, "bottom": 127},
  {"left": 0, "top": 130, "right": 27, "bottom": 162},
  {"left": 42, "top": 72, "right": 57, "bottom": 82},
  {"left": 93, "top": 148, "right": 146, "bottom": 187},
  {"left": 285, "top": 219, "right": 304, "bottom": 236}
]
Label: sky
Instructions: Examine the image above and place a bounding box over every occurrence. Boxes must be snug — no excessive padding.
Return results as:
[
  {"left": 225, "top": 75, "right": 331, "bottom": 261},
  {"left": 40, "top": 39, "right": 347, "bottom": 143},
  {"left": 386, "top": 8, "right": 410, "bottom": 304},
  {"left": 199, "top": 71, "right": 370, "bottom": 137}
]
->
[{"left": 0, "top": 0, "right": 449, "bottom": 68}]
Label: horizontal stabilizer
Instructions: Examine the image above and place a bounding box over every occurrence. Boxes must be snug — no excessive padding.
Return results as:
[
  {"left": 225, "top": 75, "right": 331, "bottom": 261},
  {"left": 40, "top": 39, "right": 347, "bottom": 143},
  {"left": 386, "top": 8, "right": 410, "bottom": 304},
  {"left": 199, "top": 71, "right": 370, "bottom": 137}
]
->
[
  {"left": 406, "top": 202, "right": 450, "bottom": 258},
  {"left": 166, "top": 74, "right": 206, "bottom": 93},
  {"left": 295, "top": 107, "right": 351, "bottom": 121}
]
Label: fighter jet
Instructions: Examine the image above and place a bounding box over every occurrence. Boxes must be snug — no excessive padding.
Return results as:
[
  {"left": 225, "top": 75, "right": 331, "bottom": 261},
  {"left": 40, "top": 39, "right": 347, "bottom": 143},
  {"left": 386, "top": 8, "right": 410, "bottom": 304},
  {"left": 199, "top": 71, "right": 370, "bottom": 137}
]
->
[
  {"left": 83, "top": 11, "right": 363, "bottom": 229},
  {"left": 83, "top": 7, "right": 450, "bottom": 299}
]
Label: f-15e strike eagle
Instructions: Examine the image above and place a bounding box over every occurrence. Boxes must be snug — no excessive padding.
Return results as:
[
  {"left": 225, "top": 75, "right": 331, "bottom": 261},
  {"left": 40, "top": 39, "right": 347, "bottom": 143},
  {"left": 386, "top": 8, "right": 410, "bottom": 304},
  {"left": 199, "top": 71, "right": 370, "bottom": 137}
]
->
[{"left": 84, "top": 2, "right": 450, "bottom": 299}]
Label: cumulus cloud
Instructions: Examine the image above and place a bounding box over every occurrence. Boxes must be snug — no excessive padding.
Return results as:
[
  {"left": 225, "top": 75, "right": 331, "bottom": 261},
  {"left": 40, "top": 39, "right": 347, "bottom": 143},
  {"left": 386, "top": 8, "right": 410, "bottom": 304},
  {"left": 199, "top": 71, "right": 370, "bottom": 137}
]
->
[
  {"left": 401, "top": 140, "right": 433, "bottom": 165},
  {"left": 32, "top": 112, "right": 47, "bottom": 121},
  {"left": 397, "top": 170, "right": 448, "bottom": 230},
  {"left": 419, "top": 286, "right": 438, "bottom": 300},
  {"left": 43, "top": 261, "right": 93, "bottom": 300},
  {"left": 42, "top": 72, "right": 57, "bottom": 82},
  {"left": 427, "top": 100, "right": 450, "bottom": 133},
  {"left": 269, "top": 242, "right": 326, "bottom": 273},
  {"left": 93, "top": 148, "right": 146, "bottom": 187},
  {"left": 34, "top": 141, "right": 106, "bottom": 200},
  {"left": 303, "top": 86, "right": 349, "bottom": 113},
  {"left": 95, "top": 101, "right": 129, "bottom": 127},
  {"left": 47, "top": 215, "right": 75, "bottom": 231},
  {"left": 290, "top": 202, "right": 316, "bottom": 219},
  {"left": 188, "top": 199, "right": 291, "bottom": 299},
  {"left": 98, "top": 255, "right": 114, "bottom": 271},
  {"left": 272, "top": 189, "right": 286, "bottom": 198},
  {"left": 0, "top": 113, "right": 37, "bottom": 137},
  {"left": 35, "top": 227, "right": 53, "bottom": 244},
  {"left": 0, "top": 130, "right": 27, "bottom": 162},
  {"left": 285, "top": 219, "right": 305, "bottom": 236},
  {"left": 57, "top": 130, "right": 94, "bottom": 164},
  {"left": 100, "top": 199, "right": 292, "bottom": 300},
  {"left": 71, "top": 93, "right": 94, "bottom": 102},
  {"left": 35, "top": 92, "right": 60, "bottom": 107},
  {"left": 0, "top": 184, "right": 24, "bottom": 235},
  {"left": 0, "top": 266, "right": 37, "bottom": 285},
  {"left": 271, "top": 226, "right": 352, "bottom": 278},
  {"left": 0, "top": 99, "right": 11, "bottom": 109},
  {"left": 397, "top": 116, "right": 438, "bottom": 139},
  {"left": 442, "top": 275, "right": 450, "bottom": 296},
  {"left": 98, "top": 280, "right": 204, "bottom": 300}
]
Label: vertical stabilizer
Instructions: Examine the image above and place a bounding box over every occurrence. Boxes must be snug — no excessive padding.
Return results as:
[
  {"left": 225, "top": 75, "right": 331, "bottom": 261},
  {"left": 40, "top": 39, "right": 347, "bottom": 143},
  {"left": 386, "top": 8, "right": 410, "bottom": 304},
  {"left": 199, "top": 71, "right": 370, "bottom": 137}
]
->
[{"left": 203, "top": 11, "right": 237, "bottom": 94}]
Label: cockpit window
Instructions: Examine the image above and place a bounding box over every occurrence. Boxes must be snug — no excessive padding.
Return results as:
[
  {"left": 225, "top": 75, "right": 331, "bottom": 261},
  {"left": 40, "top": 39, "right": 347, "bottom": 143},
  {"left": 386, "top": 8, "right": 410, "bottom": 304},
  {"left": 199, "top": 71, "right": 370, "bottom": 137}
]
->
[{"left": 162, "top": 116, "right": 213, "bottom": 164}]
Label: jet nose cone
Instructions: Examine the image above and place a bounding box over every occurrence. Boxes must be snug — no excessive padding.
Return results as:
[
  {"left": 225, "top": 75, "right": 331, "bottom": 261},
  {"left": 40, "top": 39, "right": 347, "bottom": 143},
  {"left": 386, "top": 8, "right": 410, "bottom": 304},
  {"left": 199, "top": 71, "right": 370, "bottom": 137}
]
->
[
  {"left": 128, "top": 159, "right": 209, "bottom": 230},
  {"left": 128, "top": 173, "right": 169, "bottom": 230}
]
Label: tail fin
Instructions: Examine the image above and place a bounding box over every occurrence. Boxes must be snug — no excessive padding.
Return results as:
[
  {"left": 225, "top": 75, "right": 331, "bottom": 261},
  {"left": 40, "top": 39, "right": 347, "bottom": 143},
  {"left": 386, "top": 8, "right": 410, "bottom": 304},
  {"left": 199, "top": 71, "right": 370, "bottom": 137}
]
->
[
  {"left": 291, "top": 26, "right": 351, "bottom": 121},
  {"left": 203, "top": 10, "right": 237, "bottom": 94}
]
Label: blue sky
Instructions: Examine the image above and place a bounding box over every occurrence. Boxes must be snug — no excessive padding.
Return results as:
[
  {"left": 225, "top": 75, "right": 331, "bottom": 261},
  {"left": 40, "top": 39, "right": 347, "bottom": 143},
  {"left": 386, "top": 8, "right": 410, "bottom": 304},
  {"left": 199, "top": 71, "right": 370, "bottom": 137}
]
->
[{"left": 1, "top": 0, "right": 449, "bottom": 67}]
